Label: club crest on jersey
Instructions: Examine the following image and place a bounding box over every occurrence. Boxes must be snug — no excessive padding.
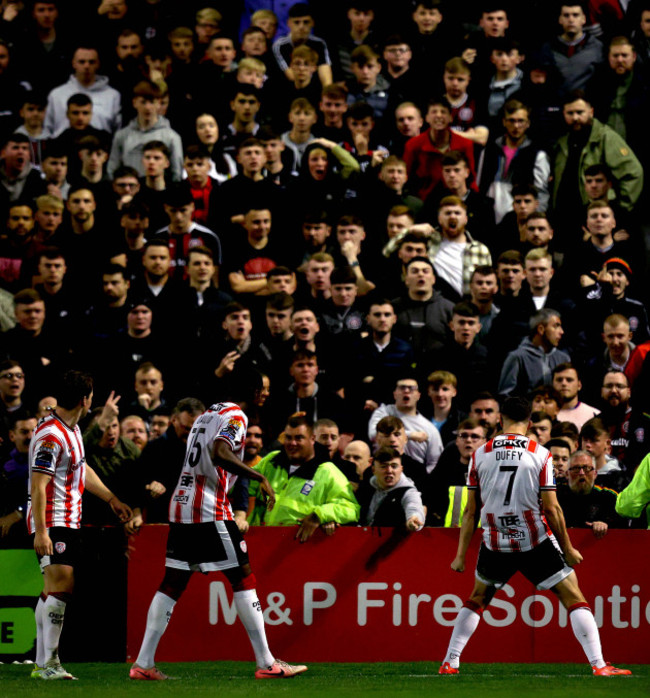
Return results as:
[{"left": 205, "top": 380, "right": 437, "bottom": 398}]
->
[
  {"left": 55, "top": 542, "right": 66, "bottom": 554},
  {"left": 300, "top": 480, "right": 315, "bottom": 496},
  {"left": 240, "top": 540, "right": 247, "bottom": 554},
  {"left": 220, "top": 417, "right": 243, "bottom": 441}
]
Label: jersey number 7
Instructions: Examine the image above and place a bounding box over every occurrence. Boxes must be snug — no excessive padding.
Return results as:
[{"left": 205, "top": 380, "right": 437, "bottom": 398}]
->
[{"left": 499, "top": 465, "right": 518, "bottom": 506}]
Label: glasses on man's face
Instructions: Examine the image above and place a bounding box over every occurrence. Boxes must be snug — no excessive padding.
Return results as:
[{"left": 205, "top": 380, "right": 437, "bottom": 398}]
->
[
  {"left": 458, "top": 432, "right": 482, "bottom": 440},
  {"left": 115, "top": 181, "right": 138, "bottom": 189},
  {"left": 568, "top": 465, "right": 595, "bottom": 474},
  {"left": 396, "top": 385, "right": 418, "bottom": 392},
  {"left": 386, "top": 47, "right": 409, "bottom": 54},
  {"left": 0, "top": 372, "right": 24, "bottom": 380}
]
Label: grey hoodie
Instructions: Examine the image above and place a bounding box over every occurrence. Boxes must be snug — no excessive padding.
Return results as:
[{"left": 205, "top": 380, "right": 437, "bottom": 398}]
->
[
  {"left": 366, "top": 473, "right": 425, "bottom": 528},
  {"left": 108, "top": 116, "right": 184, "bottom": 181},
  {"left": 498, "top": 337, "right": 571, "bottom": 398},
  {"left": 45, "top": 74, "right": 122, "bottom": 136}
]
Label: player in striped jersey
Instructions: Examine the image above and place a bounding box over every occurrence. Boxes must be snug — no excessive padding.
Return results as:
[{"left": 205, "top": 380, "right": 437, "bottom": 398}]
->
[
  {"left": 29, "top": 372, "right": 132, "bottom": 681},
  {"left": 439, "top": 397, "right": 631, "bottom": 677},
  {"left": 130, "top": 379, "right": 308, "bottom": 681}
]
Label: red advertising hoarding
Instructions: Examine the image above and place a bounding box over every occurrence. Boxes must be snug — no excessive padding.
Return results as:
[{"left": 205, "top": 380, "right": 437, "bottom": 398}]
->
[{"left": 126, "top": 526, "right": 649, "bottom": 663}]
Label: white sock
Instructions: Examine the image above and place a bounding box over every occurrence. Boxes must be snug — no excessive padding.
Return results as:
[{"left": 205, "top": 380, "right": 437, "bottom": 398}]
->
[
  {"left": 443, "top": 607, "right": 482, "bottom": 668},
  {"left": 234, "top": 589, "right": 275, "bottom": 668},
  {"left": 569, "top": 606, "right": 605, "bottom": 668},
  {"left": 136, "top": 592, "right": 176, "bottom": 669},
  {"left": 35, "top": 594, "right": 46, "bottom": 667},
  {"left": 43, "top": 594, "right": 67, "bottom": 666}
]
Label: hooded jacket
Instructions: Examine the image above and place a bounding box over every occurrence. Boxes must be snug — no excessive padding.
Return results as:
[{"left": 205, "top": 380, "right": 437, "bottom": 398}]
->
[
  {"left": 108, "top": 116, "right": 184, "bottom": 181},
  {"left": 392, "top": 290, "right": 454, "bottom": 355},
  {"left": 616, "top": 452, "right": 650, "bottom": 528},
  {"left": 248, "top": 445, "right": 360, "bottom": 527},
  {"left": 45, "top": 74, "right": 122, "bottom": 136},
  {"left": 498, "top": 337, "right": 571, "bottom": 398},
  {"left": 552, "top": 118, "right": 643, "bottom": 212},
  {"left": 361, "top": 473, "right": 424, "bottom": 527}
]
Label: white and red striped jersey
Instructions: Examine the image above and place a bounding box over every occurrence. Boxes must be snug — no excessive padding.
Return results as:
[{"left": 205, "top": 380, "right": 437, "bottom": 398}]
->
[
  {"left": 169, "top": 402, "right": 247, "bottom": 524},
  {"left": 468, "top": 433, "right": 556, "bottom": 553},
  {"left": 27, "top": 413, "right": 86, "bottom": 533}
]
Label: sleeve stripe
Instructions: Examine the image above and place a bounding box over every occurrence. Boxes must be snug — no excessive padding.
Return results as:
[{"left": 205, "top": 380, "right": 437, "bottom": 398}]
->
[{"left": 32, "top": 465, "right": 55, "bottom": 474}]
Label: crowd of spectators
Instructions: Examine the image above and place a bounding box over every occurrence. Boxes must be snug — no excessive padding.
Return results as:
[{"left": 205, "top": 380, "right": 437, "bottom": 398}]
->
[{"left": 2, "top": 0, "right": 650, "bottom": 543}]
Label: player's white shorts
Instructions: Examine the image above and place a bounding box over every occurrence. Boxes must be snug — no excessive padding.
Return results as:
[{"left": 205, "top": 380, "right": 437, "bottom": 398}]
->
[
  {"left": 475, "top": 538, "right": 573, "bottom": 590},
  {"left": 165, "top": 520, "right": 249, "bottom": 573}
]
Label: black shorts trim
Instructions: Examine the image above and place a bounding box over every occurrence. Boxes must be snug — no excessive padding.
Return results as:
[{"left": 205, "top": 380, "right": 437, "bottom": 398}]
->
[
  {"left": 476, "top": 538, "right": 572, "bottom": 590},
  {"left": 35, "top": 527, "right": 82, "bottom": 571},
  {"left": 165, "top": 520, "right": 250, "bottom": 573}
]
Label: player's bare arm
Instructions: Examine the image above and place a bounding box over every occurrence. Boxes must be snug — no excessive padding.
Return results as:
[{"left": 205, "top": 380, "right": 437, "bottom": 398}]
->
[
  {"left": 541, "top": 490, "right": 582, "bottom": 566},
  {"left": 213, "top": 440, "right": 275, "bottom": 510},
  {"left": 85, "top": 465, "right": 133, "bottom": 522},
  {"left": 233, "top": 509, "right": 250, "bottom": 533},
  {"left": 31, "top": 471, "right": 54, "bottom": 555},
  {"left": 451, "top": 490, "right": 478, "bottom": 572}
]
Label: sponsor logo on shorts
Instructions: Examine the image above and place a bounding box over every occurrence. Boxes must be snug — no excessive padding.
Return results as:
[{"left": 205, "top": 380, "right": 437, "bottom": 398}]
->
[
  {"left": 55, "top": 541, "right": 66, "bottom": 554},
  {"left": 240, "top": 540, "right": 248, "bottom": 554}
]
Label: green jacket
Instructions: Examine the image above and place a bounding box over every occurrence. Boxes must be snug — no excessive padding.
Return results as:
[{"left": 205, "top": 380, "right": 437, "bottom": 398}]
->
[
  {"left": 249, "top": 449, "right": 360, "bottom": 526},
  {"left": 552, "top": 118, "right": 643, "bottom": 211},
  {"left": 616, "top": 453, "right": 650, "bottom": 528}
]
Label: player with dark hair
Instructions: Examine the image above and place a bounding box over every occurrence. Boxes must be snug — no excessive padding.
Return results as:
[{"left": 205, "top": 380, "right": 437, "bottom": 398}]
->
[
  {"left": 29, "top": 370, "right": 132, "bottom": 680},
  {"left": 439, "top": 396, "right": 632, "bottom": 677},
  {"left": 129, "top": 377, "right": 307, "bottom": 681}
]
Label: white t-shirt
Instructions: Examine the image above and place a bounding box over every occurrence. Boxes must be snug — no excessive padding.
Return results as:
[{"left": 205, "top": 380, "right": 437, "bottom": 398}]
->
[{"left": 434, "top": 239, "right": 465, "bottom": 296}]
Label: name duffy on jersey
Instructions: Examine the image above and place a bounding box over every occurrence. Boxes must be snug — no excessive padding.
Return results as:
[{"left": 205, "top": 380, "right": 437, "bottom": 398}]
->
[{"left": 468, "top": 433, "right": 556, "bottom": 553}]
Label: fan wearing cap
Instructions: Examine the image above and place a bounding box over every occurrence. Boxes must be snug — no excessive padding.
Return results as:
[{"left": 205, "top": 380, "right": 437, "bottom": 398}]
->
[{"left": 579, "top": 255, "right": 650, "bottom": 349}]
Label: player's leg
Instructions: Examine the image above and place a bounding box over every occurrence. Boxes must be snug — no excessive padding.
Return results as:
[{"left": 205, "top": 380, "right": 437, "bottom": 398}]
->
[
  {"left": 33, "top": 591, "right": 47, "bottom": 675},
  {"left": 39, "top": 563, "right": 76, "bottom": 679},
  {"left": 440, "top": 578, "right": 493, "bottom": 673},
  {"left": 551, "top": 573, "right": 631, "bottom": 675},
  {"left": 132, "top": 566, "right": 192, "bottom": 677},
  {"left": 441, "top": 545, "right": 513, "bottom": 674},
  {"left": 221, "top": 545, "right": 307, "bottom": 679},
  {"left": 222, "top": 563, "right": 277, "bottom": 670}
]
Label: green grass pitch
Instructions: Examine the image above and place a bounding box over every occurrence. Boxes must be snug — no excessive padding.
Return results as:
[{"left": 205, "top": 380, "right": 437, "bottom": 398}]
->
[{"left": 2, "top": 662, "right": 649, "bottom": 698}]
